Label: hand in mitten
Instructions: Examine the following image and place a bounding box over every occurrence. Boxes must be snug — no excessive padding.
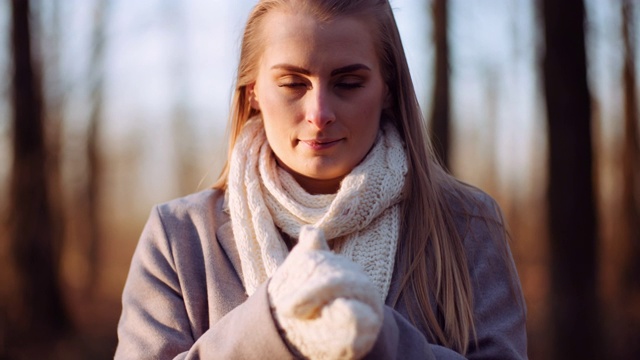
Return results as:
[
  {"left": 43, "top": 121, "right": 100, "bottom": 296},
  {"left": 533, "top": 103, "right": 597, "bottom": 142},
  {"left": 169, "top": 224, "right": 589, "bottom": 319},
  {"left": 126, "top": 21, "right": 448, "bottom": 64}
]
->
[{"left": 268, "top": 225, "right": 383, "bottom": 360}]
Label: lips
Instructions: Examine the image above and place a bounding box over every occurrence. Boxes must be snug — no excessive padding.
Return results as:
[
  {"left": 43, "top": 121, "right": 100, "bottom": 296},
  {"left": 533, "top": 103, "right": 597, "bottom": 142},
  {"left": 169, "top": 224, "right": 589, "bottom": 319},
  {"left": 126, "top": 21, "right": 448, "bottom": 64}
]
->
[{"left": 299, "top": 138, "right": 342, "bottom": 150}]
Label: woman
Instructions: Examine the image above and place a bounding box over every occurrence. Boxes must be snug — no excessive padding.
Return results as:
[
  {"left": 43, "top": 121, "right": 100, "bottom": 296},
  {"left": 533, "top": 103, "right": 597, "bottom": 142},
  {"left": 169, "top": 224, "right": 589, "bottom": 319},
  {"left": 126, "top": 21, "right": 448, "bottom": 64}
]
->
[{"left": 115, "top": 0, "right": 527, "bottom": 359}]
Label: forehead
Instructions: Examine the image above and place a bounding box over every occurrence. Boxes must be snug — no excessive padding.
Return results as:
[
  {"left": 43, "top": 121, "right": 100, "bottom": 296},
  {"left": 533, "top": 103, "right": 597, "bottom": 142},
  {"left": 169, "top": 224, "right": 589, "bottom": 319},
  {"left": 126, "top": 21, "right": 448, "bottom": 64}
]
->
[{"left": 258, "top": 10, "right": 380, "bottom": 71}]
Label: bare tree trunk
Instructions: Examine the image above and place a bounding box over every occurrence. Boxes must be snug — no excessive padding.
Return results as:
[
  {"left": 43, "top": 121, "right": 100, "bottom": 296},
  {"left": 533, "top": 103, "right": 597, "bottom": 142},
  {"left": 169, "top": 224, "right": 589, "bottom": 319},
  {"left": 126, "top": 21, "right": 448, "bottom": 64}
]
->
[
  {"left": 42, "top": 0, "right": 66, "bottom": 286},
  {"left": 619, "top": 8, "right": 640, "bottom": 356},
  {"left": 84, "top": 0, "right": 108, "bottom": 292},
  {"left": 429, "top": 0, "right": 451, "bottom": 170},
  {"left": 621, "top": 0, "right": 640, "bottom": 296},
  {"left": 8, "top": 0, "right": 68, "bottom": 342},
  {"left": 540, "top": 0, "right": 602, "bottom": 358}
]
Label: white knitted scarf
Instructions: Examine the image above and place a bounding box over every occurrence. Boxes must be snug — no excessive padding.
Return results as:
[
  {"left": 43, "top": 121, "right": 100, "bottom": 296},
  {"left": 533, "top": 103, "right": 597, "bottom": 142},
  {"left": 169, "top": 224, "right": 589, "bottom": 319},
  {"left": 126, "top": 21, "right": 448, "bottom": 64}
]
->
[{"left": 227, "top": 118, "right": 407, "bottom": 300}]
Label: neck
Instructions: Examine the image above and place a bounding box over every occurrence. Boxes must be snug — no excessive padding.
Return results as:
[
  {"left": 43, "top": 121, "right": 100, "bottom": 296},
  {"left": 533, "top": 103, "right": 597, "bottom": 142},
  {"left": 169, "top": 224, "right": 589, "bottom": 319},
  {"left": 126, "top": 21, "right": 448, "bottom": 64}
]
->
[
  {"left": 275, "top": 158, "right": 342, "bottom": 195},
  {"left": 289, "top": 171, "right": 342, "bottom": 195}
]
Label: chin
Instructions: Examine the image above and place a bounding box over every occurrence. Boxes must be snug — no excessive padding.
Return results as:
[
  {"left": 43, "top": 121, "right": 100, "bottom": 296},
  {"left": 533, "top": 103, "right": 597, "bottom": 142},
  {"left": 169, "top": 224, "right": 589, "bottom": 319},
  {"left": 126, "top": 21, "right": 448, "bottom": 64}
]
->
[
  {"left": 304, "top": 166, "right": 347, "bottom": 179},
  {"left": 301, "top": 171, "right": 339, "bottom": 181}
]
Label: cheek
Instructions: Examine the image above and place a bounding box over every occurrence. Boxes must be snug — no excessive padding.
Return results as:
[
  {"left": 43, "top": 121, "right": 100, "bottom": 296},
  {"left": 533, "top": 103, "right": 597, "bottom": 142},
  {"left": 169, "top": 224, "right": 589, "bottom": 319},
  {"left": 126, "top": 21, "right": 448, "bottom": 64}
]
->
[
  {"left": 351, "top": 90, "right": 384, "bottom": 128},
  {"left": 263, "top": 115, "right": 295, "bottom": 158},
  {"left": 352, "top": 95, "right": 383, "bottom": 152},
  {"left": 359, "top": 120, "right": 380, "bottom": 150},
  {"left": 259, "top": 89, "right": 298, "bottom": 122}
]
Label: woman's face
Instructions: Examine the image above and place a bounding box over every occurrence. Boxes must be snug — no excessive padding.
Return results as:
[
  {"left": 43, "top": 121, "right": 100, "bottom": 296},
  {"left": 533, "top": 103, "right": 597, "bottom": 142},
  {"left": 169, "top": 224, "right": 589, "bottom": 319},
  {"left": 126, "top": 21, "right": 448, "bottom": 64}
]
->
[{"left": 249, "top": 10, "right": 388, "bottom": 194}]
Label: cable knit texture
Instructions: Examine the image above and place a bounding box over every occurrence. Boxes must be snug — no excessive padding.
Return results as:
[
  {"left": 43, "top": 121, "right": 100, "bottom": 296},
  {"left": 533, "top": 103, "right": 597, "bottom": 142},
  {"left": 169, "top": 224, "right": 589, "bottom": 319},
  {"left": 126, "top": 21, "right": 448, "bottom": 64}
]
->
[
  {"left": 269, "top": 225, "right": 384, "bottom": 359},
  {"left": 227, "top": 117, "right": 408, "bottom": 299}
]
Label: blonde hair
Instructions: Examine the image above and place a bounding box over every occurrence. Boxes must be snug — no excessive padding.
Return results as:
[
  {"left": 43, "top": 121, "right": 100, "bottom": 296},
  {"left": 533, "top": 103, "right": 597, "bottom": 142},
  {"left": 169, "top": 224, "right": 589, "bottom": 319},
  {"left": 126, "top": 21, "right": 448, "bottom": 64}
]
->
[{"left": 214, "top": 0, "right": 504, "bottom": 353}]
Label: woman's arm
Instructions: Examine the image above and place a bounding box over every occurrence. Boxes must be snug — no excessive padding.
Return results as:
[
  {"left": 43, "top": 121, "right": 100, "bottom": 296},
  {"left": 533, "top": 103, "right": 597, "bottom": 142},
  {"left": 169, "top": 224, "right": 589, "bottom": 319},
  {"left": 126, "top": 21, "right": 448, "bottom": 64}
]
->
[
  {"left": 114, "top": 206, "right": 294, "bottom": 360},
  {"left": 173, "top": 282, "right": 294, "bottom": 359},
  {"left": 365, "top": 306, "right": 464, "bottom": 360},
  {"left": 364, "top": 193, "right": 527, "bottom": 360}
]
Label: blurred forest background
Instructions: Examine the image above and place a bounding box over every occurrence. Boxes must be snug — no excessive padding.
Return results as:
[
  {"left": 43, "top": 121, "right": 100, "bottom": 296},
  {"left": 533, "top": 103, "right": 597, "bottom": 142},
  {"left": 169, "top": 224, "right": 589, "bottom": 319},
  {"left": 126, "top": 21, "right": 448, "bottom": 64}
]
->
[{"left": 1, "top": 0, "right": 639, "bottom": 359}]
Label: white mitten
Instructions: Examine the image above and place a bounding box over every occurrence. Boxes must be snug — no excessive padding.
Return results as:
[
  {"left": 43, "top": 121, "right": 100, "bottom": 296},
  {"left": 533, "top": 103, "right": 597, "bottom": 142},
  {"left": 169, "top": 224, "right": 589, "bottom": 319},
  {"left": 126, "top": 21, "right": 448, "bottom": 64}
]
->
[{"left": 268, "top": 225, "right": 383, "bottom": 360}]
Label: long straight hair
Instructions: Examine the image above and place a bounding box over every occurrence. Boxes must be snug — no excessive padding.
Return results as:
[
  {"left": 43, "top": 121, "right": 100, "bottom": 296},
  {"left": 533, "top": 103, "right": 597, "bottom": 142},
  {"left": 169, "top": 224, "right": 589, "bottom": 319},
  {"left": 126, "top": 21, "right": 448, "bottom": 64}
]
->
[{"left": 214, "top": 0, "right": 500, "bottom": 354}]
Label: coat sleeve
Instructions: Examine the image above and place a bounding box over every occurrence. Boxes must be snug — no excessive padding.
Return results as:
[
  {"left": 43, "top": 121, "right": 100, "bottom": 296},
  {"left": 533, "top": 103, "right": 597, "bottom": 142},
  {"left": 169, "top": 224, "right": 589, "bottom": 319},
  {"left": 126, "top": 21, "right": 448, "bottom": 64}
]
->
[
  {"left": 363, "top": 194, "right": 527, "bottom": 360},
  {"left": 363, "top": 306, "right": 466, "bottom": 360},
  {"left": 114, "top": 206, "right": 294, "bottom": 360},
  {"left": 174, "top": 283, "right": 295, "bottom": 360}
]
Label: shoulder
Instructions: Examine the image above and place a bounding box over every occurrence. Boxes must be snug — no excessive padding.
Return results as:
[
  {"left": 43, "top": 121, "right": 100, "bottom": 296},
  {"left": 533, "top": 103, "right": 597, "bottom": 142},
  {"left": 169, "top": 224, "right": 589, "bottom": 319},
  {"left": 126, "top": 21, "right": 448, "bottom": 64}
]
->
[
  {"left": 142, "top": 189, "right": 229, "bottom": 256},
  {"left": 444, "top": 182, "right": 502, "bottom": 223},
  {"left": 155, "top": 188, "right": 226, "bottom": 223},
  {"left": 440, "top": 182, "right": 504, "bottom": 240},
  {"left": 441, "top": 182, "right": 511, "bottom": 261},
  {"left": 136, "top": 188, "right": 239, "bottom": 284},
  {"left": 149, "top": 189, "right": 228, "bottom": 236}
]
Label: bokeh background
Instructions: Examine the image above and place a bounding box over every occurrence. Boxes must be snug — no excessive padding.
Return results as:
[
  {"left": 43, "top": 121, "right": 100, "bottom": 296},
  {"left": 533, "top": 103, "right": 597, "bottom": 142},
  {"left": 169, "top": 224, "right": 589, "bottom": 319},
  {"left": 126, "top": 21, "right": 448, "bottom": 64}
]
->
[{"left": 1, "top": 0, "right": 639, "bottom": 359}]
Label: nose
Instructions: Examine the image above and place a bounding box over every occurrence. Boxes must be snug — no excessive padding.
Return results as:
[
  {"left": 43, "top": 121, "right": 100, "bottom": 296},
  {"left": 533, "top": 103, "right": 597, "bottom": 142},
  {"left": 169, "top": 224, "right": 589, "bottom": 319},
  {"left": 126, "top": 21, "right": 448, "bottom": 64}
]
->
[{"left": 305, "top": 87, "right": 336, "bottom": 129}]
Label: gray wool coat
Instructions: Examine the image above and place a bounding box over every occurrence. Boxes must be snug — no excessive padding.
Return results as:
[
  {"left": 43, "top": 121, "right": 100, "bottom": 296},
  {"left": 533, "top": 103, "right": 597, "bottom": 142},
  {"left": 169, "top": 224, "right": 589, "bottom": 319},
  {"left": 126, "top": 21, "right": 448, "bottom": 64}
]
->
[{"left": 115, "top": 189, "right": 527, "bottom": 359}]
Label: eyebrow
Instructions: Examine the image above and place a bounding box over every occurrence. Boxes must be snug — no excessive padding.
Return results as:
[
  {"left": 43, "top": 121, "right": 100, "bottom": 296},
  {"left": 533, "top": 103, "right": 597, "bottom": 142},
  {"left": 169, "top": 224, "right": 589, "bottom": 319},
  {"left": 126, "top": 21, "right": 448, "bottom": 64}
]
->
[{"left": 270, "top": 63, "right": 371, "bottom": 76}]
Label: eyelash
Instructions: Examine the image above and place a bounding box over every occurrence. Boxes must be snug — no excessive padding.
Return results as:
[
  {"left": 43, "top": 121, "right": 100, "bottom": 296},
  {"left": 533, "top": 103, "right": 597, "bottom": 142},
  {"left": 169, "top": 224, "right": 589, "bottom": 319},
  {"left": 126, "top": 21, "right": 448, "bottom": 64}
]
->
[{"left": 278, "top": 83, "right": 307, "bottom": 88}]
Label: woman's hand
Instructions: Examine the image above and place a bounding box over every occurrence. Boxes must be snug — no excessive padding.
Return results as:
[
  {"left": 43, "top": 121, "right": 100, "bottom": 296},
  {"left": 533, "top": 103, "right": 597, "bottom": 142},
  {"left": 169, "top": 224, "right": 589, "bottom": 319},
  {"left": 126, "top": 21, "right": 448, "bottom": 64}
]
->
[{"left": 268, "top": 225, "right": 383, "bottom": 360}]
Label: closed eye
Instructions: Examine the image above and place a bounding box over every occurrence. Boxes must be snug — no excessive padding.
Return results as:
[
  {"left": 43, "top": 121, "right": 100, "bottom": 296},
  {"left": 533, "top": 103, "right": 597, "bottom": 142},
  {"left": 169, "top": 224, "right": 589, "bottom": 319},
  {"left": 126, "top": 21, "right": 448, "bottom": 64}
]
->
[
  {"left": 277, "top": 75, "right": 309, "bottom": 89},
  {"left": 334, "top": 74, "right": 365, "bottom": 90},
  {"left": 335, "top": 82, "right": 364, "bottom": 90}
]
